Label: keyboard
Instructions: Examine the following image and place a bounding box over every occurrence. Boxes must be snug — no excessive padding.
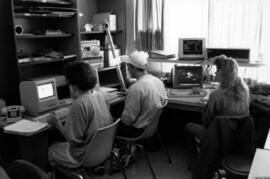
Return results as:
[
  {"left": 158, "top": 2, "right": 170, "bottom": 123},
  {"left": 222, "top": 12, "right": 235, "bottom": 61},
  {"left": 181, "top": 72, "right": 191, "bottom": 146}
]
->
[
  {"left": 167, "top": 88, "right": 207, "bottom": 97},
  {"left": 54, "top": 107, "right": 70, "bottom": 122},
  {"left": 33, "top": 113, "right": 51, "bottom": 123},
  {"left": 58, "top": 98, "right": 73, "bottom": 107},
  {"left": 33, "top": 107, "right": 70, "bottom": 123}
]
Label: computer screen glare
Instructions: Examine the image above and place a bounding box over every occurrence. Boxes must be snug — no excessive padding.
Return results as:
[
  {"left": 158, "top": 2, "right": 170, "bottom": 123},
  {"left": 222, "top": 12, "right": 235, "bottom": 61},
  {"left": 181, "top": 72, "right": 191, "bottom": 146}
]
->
[
  {"left": 183, "top": 40, "right": 203, "bottom": 55},
  {"left": 37, "top": 83, "right": 54, "bottom": 100}
]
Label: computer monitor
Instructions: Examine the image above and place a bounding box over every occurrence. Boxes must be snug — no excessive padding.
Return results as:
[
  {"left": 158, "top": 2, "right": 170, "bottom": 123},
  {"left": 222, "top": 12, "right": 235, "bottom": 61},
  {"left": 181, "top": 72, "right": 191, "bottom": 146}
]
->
[
  {"left": 20, "top": 78, "right": 59, "bottom": 116},
  {"left": 97, "top": 65, "right": 126, "bottom": 92},
  {"left": 172, "top": 65, "right": 203, "bottom": 89},
  {"left": 178, "top": 38, "right": 206, "bottom": 59},
  {"left": 207, "top": 48, "right": 250, "bottom": 63}
]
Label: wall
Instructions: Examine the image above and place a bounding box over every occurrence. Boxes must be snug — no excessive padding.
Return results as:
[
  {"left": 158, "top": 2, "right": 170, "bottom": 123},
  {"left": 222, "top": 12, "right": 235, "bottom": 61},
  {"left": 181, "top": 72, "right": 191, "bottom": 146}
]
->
[{"left": 77, "top": 0, "right": 98, "bottom": 31}]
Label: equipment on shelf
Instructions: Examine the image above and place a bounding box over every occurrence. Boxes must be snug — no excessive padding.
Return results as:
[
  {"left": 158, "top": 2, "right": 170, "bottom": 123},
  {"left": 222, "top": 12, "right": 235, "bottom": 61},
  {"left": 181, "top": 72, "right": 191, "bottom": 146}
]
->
[
  {"left": 81, "top": 40, "right": 101, "bottom": 58},
  {"left": 92, "top": 12, "right": 116, "bottom": 31},
  {"left": 15, "top": 25, "right": 24, "bottom": 35}
]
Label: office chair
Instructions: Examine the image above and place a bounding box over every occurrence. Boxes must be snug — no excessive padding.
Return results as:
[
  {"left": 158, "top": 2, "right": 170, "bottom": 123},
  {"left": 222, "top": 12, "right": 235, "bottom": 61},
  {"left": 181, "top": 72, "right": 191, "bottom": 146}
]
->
[
  {"left": 193, "top": 115, "right": 255, "bottom": 179},
  {"left": 53, "top": 118, "right": 127, "bottom": 179},
  {"left": 218, "top": 115, "right": 255, "bottom": 179},
  {"left": 116, "top": 108, "right": 172, "bottom": 179},
  {"left": 7, "top": 159, "right": 49, "bottom": 179},
  {"left": 0, "top": 167, "right": 10, "bottom": 179}
]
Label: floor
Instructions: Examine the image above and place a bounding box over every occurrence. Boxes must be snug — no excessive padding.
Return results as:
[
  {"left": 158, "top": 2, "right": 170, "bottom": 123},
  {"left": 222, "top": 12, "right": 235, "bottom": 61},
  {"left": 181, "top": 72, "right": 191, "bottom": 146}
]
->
[
  {"left": 54, "top": 139, "right": 192, "bottom": 179},
  {"left": 89, "top": 142, "right": 192, "bottom": 179},
  {"left": 55, "top": 109, "right": 199, "bottom": 179}
]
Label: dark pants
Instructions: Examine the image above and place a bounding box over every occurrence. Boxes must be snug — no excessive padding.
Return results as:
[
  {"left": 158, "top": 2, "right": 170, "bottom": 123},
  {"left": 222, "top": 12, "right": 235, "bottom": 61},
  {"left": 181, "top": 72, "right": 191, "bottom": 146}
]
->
[
  {"left": 185, "top": 122, "right": 206, "bottom": 173},
  {"left": 117, "top": 121, "right": 145, "bottom": 138}
]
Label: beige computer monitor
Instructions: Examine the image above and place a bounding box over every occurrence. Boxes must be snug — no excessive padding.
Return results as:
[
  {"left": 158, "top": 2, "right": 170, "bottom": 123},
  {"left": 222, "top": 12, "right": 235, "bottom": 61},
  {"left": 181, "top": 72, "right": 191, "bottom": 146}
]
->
[{"left": 20, "top": 78, "right": 59, "bottom": 116}]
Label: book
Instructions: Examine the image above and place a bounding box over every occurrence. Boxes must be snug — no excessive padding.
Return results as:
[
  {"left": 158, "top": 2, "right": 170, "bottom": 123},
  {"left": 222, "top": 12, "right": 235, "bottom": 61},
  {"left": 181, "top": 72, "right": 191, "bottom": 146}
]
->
[
  {"left": 4, "top": 119, "right": 48, "bottom": 136},
  {"left": 149, "top": 50, "right": 175, "bottom": 59}
]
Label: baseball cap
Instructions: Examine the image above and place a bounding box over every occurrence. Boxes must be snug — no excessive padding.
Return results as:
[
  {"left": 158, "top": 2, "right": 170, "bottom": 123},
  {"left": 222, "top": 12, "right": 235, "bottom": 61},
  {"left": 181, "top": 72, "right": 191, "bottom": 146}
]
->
[{"left": 124, "top": 51, "right": 148, "bottom": 69}]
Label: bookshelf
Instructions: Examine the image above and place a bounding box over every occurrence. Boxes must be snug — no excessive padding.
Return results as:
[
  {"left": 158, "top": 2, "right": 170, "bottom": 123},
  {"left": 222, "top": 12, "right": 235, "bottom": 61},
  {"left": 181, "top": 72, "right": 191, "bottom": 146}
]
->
[{"left": 0, "top": 0, "right": 80, "bottom": 104}]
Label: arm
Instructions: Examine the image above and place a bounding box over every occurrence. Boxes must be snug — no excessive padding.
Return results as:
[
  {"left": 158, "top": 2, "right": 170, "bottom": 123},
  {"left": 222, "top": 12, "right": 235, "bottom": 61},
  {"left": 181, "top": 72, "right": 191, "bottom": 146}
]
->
[
  {"left": 48, "top": 113, "right": 69, "bottom": 140},
  {"left": 202, "top": 91, "right": 217, "bottom": 127},
  {"left": 121, "top": 87, "right": 141, "bottom": 126},
  {"left": 49, "top": 103, "right": 90, "bottom": 143}
]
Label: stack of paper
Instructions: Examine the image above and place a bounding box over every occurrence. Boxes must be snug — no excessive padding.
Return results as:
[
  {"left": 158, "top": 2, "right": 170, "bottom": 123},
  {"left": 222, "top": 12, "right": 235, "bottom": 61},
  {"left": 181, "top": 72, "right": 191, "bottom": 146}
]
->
[
  {"left": 4, "top": 119, "right": 48, "bottom": 135},
  {"left": 149, "top": 50, "right": 175, "bottom": 59}
]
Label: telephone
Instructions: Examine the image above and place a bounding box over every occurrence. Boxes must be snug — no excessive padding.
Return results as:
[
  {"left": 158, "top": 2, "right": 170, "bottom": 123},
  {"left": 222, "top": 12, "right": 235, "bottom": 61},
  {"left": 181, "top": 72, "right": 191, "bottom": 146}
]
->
[{"left": 1, "top": 105, "right": 25, "bottom": 123}]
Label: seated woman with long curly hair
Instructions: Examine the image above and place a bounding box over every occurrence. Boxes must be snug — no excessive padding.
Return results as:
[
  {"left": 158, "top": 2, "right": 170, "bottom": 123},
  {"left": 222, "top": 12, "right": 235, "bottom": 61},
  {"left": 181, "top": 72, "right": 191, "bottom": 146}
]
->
[{"left": 185, "top": 55, "right": 250, "bottom": 178}]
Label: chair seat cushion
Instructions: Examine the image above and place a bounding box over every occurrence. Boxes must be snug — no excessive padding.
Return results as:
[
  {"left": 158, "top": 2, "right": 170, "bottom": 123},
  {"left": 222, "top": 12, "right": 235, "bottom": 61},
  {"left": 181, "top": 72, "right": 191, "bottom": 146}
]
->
[{"left": 222, "top": 155, "right": 252, "bottom": 176}]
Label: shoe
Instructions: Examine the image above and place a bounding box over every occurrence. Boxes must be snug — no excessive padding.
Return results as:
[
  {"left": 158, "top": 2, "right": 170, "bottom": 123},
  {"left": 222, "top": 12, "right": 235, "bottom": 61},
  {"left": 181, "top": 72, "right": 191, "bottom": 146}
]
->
[
  {"left": 122, "top": 154, "right": 136, "bottom": 168},
  {"left": 76, "top": 168, "right": 90, "bottom": 179},
  {"left": 92, "top": 165, "right": 105, "bottom": 175}
]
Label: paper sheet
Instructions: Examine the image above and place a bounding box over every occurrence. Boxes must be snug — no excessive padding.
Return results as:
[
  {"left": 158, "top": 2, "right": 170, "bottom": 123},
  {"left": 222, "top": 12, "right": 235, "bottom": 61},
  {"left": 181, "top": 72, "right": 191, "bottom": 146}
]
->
[{"left": 4, "top": 119, "right": 48, "bottom": 134}]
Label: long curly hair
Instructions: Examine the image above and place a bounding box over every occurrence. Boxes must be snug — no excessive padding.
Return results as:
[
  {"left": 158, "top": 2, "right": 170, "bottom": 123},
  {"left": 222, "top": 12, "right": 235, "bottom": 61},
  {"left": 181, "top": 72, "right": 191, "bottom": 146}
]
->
[{"left": 214, "top": 55, "right": 249, "bottom": 102}]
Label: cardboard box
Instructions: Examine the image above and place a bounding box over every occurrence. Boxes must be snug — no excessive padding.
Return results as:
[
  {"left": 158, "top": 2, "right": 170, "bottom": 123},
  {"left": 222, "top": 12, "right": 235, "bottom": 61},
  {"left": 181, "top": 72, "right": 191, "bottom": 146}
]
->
[{"left": 92, "top": 12, "right": 116, "bottom": 31}]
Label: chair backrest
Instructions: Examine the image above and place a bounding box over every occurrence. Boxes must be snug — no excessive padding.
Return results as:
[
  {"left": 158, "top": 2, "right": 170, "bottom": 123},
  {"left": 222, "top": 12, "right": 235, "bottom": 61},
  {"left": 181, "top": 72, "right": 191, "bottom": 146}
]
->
[
  {"left": 0, "top": 167, "right": 9, "bottom": 179},
  {"left": 193, "top": 115, "right": 255, "bottom": 179},
  {"left": 141, "top": 108, "right": 164, "bottom": 140},
  {"left": 217, "top": 115, "right": 255, "bottom": 156},
  {"left": 80, "top": 118, "right": 121, "bottom": 167},
  {"left": 7, "top": 160, "right": 49, "bottom": 179}
]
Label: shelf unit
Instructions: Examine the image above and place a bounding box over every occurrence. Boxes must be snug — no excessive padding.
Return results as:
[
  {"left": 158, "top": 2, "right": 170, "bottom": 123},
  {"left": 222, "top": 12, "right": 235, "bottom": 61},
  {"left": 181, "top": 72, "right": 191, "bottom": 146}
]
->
[
  {"left": 148, "top": 58, "right": 264, "bottom": 67},
  {"left": 148, "top": 57, "right": 264, "bottom": 81},
  {"left": 13, "top": 0, "right": 79, "bottom": 81},
  {"left": 80, "top": 30, "right": 122, "bottom": 35},
  {"left": 0, "top": 0, "right": 80, "bottom": 104},
  {"left": 16, "top": 33, "right": 73, "bottom": 39}
]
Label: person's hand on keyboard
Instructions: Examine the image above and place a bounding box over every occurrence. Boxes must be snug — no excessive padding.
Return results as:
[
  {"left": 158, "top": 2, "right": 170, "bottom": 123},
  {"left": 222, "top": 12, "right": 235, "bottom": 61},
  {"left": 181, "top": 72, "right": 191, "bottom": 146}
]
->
[{"left": 46, "top": 112, "right": 60, "bottom": 127}]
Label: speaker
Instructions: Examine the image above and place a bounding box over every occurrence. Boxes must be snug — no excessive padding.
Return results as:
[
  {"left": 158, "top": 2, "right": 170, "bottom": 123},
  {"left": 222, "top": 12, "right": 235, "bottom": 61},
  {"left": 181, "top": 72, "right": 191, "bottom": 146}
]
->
[{"left": 207, "top": 48, "right": 250, "bottom": 63}]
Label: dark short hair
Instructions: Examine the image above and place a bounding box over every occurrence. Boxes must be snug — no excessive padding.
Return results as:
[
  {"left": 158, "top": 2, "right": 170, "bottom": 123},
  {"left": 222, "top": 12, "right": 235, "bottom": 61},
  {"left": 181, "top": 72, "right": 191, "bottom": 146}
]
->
[{"left": 64, "top": 61, "right": 97, "bottom": 91}]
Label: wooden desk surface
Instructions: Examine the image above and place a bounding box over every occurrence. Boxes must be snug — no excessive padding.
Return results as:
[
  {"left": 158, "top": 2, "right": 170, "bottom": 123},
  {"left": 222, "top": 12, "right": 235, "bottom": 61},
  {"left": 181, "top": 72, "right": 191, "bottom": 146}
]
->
[
  {"left": 167, "top": 96, "right": 206, "bottom": 112},
  {"left": 264, "top": 129, "right": 270, "bottom": 150},
  {"left": 166, "top": 88, "right": 210, "bottom": 112},
  {"left": 248, "top": 148, "right": 270, "bottom": 179},
  {"left": 0, "top": 96, "right": 126, "bottom": 136}
]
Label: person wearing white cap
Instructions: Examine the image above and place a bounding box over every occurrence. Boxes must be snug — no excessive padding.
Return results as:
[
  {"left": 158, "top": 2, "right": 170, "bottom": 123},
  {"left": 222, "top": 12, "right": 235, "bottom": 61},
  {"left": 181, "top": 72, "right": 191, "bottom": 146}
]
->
[{"left": 117, "top": 51, "right": 168, "bottom": 138}]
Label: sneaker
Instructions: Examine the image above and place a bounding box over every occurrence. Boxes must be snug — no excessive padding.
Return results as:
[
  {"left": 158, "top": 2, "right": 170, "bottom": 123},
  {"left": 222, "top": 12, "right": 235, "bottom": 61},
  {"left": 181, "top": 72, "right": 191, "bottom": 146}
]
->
[
  {"left": 122, "top": 154, "right": 136, "bottom": 168},
  {"left": 76, "top": 168, "right": 90, "bottom": 179},
  {"left": 92, "top": 165, "right": 105, "bottom": 175}
]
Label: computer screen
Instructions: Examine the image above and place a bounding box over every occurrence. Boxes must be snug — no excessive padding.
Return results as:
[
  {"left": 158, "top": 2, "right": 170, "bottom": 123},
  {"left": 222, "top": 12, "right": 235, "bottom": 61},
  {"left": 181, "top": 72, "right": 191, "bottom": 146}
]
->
[
  {"left": 97, "top": 64, "right": 127, "bottom": 91},
  {"left": 20, "top": 78, "right": 59, "bottom": 116},
  {"left": 207, "top": 48, "right": 250, "bottom": 63},
  {"left": 37, "top": 82, "right": 55, "bottom": 100},
  {"left": 179, "top": 38, "right": 206, "bottom": 59},
  {"left": 172, "top": 65, "right": 203, "bottom": 88}
]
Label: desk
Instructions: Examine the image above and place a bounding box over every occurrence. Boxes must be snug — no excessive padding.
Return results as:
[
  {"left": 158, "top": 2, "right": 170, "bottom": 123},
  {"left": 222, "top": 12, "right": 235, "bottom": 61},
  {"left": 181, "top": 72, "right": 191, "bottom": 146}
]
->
[
  {"left": 264, "top": 129, "right": 270, "bottom": 150},
  {"left": 248, "top": 148, "right": 270, "bottom": 179},
  {"left": 0, "top": 96, "right": 125, "bottom": 171},
  {"left": 167, "top": 97, "right": 205, "bottom": 112},
  {"left": 166, "top": 88, "right": 210, "bottom": 112},
  {"left": 0, "top": 120, "right": 49, "bottom": 170}
]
